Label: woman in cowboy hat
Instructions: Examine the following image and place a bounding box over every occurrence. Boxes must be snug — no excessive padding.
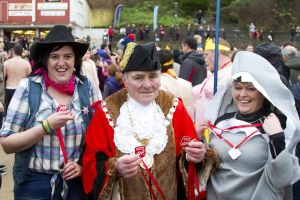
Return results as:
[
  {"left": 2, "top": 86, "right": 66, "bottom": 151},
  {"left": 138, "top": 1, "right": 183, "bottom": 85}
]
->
[{"left": 0, "top": 25, "right": 99, "bottom": 199}]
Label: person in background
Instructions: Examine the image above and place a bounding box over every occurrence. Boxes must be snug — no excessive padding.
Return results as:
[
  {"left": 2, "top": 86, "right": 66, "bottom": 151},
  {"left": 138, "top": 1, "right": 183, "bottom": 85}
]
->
[
  {"left": 130, "top": 24, "right": 136, "bottom": 35},
  {"left": 99, "top": 43, "right": 111, "bottom": 57},
  {"left": 91, "top": 52, "right": 108, "bottom": 93},
  {"left": 125, "top": 24, "right": 131, "bottom": 36},
  {"left": 193, "top": 37, "right": 232, "bottom": 126},
  {"left": 259, "top": 29, "right": 264, "bottom": 42},
  {"left": 0, "top": 25, "right": 99, "bottom": 200},
  {"left": 169, "top": 25, "right": 176, "bottom": 41},
  {"left": 3, "top": 44, "right": 31, "bottom": 111},
  {"left": 198, "top": 51, "right": 300, "bottom": 199},
  {"left": 158, "top": 49, "right": 195, "bottom": 119},
  {"left": 0, "top": 35, "right": 8, "bottom": 181},
  {"left": 81, "top": 50, "right": 102, "bottom": 99},
  {"left": 281, "top": 45, "right": 300, "bottom": 84},
  {"left": 119, "top": 27, "right": 126, "bottom": 38},
  {"left": 194, "top": 34, "right": 203, "bottom": 53},
  {"left": 0, "top": 36, "right": 8, "bottom": 113},
  {"left": 82, "top": 42, "right": 206, "bottom": 199},
  {"left": 268, "top": 30, "right": 275, "bottom": 42},
  {"left": 291, "top": 26, "right": 296, "bottom": 43},
  {"left": 249, "top": 22, "right": 256, "bottom": 39},
  {"left": 116, "top": 34, "right": 135, "bottom": 57},
  {"left": 175, "top": 25, "right": 180, "bottom": 41},
  {"left": 172, "top": 49, "right": 182, "bottom": 76},
  {"left": 139, "top": 25, "right": 146, "bottom": 41},
  {"left": 179, "top": 36, "right": 207, "bottom": 86},
  {"left": 296, "top": 26, "right": 300, "bottom": 42},
  {"left": 144, "top": 25, "right": 150, "bottom": 40},
  {"left": 285, "top": 45, "right": 300, "bottom": 200},
  {"left": 108, "top": 25, "right": 114, "bottom": 43},
  {"left": 158, "top": 25, "right": 165, "bottom": 41},
  {"left": 245, "top": 44, "right": 254, "bottom": 52},
  {"left": 254, "top": 42, "right": 290, "bottom": 87},
  {"left": 196, "top": 10, "right": 203, "bottom": 24},
  {"left": 289, "top": 81, "right": 300, "bottom": 200},
  {"left": 186, "top": 24, "right": 193, "bottom": 37},
  {"left": 103, "top": 63, "right": 122, "bottom": 99}
]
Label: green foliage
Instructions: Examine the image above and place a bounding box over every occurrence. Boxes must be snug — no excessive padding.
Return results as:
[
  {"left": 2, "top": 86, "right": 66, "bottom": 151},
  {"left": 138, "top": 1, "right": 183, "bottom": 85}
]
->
[
  {"left": 118, "top": 0, "right": 300, "bottom": 31},
  {"left": 221, "top": 0, "right": 237, "bottom": 7},
  {"left": 179, "top": 0, "right": 210, "bottom": 15},
  {"left": 119, "top": 1, "right": 193, "bottom": 27},
  {"left": 235, "top": 0, "right": 300, "bottom": 30}
]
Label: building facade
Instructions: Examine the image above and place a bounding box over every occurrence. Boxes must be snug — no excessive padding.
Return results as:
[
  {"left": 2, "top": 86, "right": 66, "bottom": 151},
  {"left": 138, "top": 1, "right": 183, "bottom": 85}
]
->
[{"left": 0, "top": 0, "right": 92, "bottom": 41}]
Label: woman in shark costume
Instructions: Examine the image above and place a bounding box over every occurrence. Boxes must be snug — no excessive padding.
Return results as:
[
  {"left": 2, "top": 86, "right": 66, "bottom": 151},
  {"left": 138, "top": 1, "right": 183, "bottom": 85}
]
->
[{"left": 202, "top": 51, "right": 300, "bottom": 199}]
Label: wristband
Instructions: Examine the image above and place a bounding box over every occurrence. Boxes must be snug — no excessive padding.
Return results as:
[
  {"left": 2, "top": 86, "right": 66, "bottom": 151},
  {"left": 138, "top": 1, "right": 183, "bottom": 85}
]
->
[{"left": 42, "top": 119, "right": 54, "bottom": 135}]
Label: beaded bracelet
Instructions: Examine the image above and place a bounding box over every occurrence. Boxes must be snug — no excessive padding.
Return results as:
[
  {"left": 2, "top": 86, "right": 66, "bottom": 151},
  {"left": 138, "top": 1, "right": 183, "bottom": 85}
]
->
[{"left": 42, "top": 119, "right": 54, "bottom": 135}]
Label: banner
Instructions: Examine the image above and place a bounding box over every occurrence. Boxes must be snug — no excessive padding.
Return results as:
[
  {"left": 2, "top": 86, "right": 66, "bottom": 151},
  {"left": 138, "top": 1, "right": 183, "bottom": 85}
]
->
[
  {"left": 153, "top": 6, "right": 159, "bottom": 32},
  {"left": 113, "top": 4, "right": 123, "bottom": 28}
]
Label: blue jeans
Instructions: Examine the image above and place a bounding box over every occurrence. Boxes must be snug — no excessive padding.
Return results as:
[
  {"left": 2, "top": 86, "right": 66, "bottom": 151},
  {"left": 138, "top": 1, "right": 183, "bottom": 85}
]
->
[{"left": 14, "top": 170, "right": 85, "bottom": 200}]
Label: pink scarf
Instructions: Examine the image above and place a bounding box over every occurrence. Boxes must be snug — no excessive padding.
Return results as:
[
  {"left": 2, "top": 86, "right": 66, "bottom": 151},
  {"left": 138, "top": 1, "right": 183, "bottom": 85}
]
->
[{"left": 42, "top": 71, "right": 75, "bottom": 95}]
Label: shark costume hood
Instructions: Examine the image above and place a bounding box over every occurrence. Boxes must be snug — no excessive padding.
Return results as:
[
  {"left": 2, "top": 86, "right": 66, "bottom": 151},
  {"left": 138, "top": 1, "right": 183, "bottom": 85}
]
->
[{"left": 206, "top": 51, "right": 300, "bottom": 152}]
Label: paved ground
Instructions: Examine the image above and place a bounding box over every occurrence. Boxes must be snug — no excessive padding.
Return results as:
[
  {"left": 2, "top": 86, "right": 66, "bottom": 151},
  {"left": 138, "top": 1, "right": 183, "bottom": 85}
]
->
[{"left": 0, "top": 147, "right": 14, "bottom": 200}]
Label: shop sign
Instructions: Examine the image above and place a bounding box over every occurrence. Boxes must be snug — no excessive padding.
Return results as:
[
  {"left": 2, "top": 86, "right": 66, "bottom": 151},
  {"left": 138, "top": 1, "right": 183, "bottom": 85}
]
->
[
  {"left": 8, "top": 11, "right": 32, "bottom": 16},
  {"left": 40, "top": 10, "right": 65, "bottom": 16},
  {"left": 8, "top": 3, "right": 32, "bottom": 11},
  {"left": 38, "top": 3, "right": 68, "bottom": 10}
]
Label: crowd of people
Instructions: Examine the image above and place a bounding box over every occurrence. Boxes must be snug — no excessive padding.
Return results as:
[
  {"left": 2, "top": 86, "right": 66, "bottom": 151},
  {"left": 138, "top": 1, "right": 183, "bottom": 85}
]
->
[{"left": 0, "top": 23, "right": 300, "bottom": 200}]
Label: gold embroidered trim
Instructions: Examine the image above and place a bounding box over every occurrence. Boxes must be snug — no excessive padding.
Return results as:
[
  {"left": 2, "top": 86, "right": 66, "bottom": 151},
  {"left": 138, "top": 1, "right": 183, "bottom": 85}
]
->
[
  {"left": 101, "top": 101, "right": 115, "bottom": 127},
  {"left": 163, "top": 97, "right": 179, "bottom": 126},
  {"left": 120, "top": 42, "right": 137, "bottom": 71}
]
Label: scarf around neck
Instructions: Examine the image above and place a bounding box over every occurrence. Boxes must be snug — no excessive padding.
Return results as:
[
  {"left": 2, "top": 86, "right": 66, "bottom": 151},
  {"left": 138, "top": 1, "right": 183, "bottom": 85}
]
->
[{"left": 42, "top": 71, "right": 75, "bottom": 95}]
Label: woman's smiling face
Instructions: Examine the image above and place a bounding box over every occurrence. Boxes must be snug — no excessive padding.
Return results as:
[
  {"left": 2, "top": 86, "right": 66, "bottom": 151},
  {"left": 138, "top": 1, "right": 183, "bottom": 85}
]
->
[
  {"left": 47, "top": 45, "right": 75, "bottom": 84},
  {"left": 233, "top": 81, "right": 265, "bottom": 114}
]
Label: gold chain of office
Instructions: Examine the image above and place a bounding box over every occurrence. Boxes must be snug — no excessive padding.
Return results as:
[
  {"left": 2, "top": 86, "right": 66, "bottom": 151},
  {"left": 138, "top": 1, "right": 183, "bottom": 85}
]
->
[{"left": 125, "top": 101, "right": 156, "bottom": 146}]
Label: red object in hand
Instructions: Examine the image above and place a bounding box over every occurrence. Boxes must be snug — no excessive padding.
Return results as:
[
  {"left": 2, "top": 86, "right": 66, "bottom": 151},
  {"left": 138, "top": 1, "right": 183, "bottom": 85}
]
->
[
  {"left": 57, "top": 105, "right": 68, "bottom": 112},
  {"left": 56, "top": 105, "right": 68, "bottom": 164},
  {"left": 135, "top": 146, "right": 146, "bottom": 157},
  {"left": 180, "top": 136, "right": 192, "bottom": 147}
]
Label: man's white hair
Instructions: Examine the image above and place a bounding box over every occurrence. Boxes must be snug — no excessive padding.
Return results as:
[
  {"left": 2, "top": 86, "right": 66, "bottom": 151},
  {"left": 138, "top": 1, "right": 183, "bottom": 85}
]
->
[{"left": 282, "top": 45, "right": 299, "bottom": 58}]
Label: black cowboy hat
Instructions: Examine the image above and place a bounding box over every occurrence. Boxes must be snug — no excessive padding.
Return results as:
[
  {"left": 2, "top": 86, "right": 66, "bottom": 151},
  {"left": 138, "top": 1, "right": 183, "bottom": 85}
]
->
[{"left": 30, "top": 25, "right": 89, "bottom": 62}]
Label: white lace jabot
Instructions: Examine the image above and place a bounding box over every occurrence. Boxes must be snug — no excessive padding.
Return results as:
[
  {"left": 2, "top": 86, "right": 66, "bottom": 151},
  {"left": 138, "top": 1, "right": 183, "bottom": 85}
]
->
[{"left": 114, "top": 96, "right": 168, "bottom": 155}]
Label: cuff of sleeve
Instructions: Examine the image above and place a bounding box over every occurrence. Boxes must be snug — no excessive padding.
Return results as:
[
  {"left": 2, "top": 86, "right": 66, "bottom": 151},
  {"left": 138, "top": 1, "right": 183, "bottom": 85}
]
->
[
  {"left": 184, "top": 151, "right": 203, "bottom": 171},
  {"left": 106, "top": 158, "right": 117, "bottom": 176},
  {"left": 269, "top": 132, "right": 285, "bottom": 159},
  {"left": 269, "top": 132, "right": 285, "bottom": 141}
]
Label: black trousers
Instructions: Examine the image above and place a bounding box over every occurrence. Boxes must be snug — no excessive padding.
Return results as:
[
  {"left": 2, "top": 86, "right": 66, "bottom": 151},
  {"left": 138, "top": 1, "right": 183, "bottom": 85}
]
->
[{"left": 5, "top": 88, "right": 15, "bottom": 111}]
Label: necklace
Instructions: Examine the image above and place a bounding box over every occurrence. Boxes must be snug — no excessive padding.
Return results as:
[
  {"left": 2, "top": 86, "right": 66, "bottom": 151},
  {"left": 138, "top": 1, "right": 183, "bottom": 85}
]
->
[
  {"left": 125, "top": 101, "right": 157, "bottom": 169},
  {"left": 125, "top": 101, "right": 155, "bottom": 146}
]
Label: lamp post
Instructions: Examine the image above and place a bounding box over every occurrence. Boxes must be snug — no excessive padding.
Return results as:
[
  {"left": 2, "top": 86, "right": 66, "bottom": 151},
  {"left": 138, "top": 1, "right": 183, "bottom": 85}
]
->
[
  {"left": 174, "top": 2, "right": 178, "bottom": 18},
  {"left": 174, "top": 1, "right": 179, "bottom": 26}
]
